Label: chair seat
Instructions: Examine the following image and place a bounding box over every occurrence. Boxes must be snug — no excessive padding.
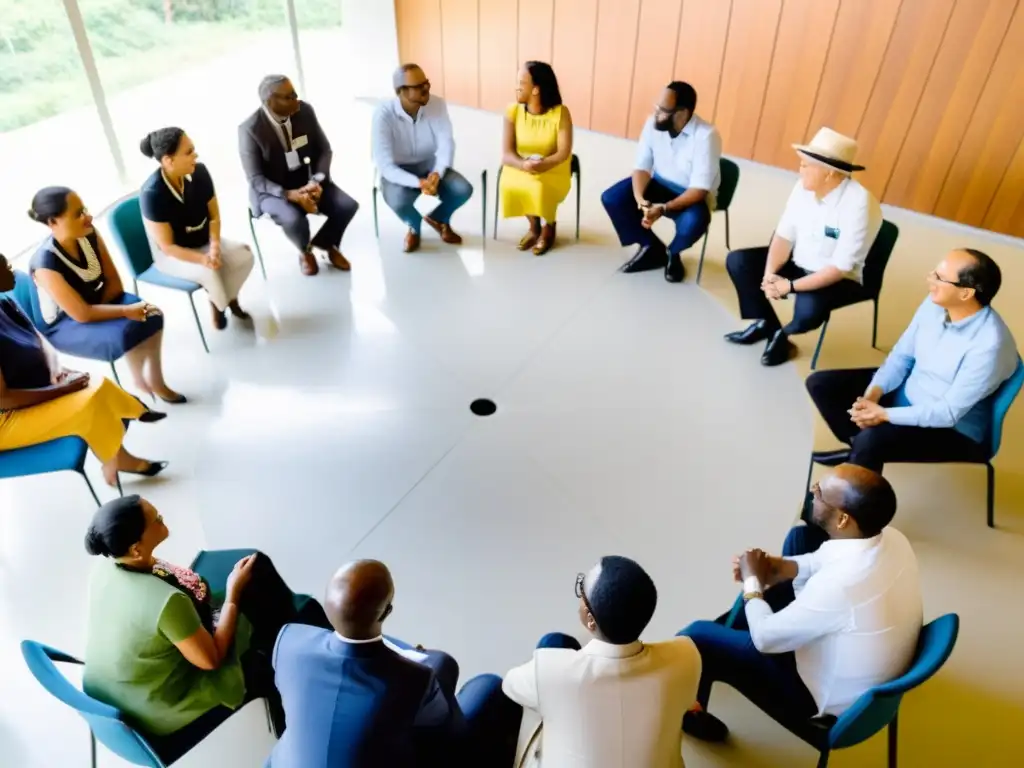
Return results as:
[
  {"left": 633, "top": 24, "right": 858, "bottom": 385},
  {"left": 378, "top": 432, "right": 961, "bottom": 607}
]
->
[
  {"left": 138, "top": 266, "right": 202, "bottom": 293},
  {"left": 0, "top": 437, "right": 89, "bottom": 480}
]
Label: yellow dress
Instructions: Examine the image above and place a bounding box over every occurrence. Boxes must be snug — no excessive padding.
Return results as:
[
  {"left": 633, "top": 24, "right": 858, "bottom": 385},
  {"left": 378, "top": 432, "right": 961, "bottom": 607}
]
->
[
  {"left": 500, "top": 103, "right": 572, "bottom": 222},
  {"left": 0, "top": 378, "right": 145, "bottom": 463}
]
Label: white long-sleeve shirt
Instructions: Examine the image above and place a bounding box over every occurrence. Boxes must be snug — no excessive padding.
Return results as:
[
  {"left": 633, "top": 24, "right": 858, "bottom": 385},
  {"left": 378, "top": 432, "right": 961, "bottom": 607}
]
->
[
  {"left": 372, "top": 95, "right": 455, "bottom": 188},
  {"left": 744, "top": 527, "right": 923, "bottom": 716}
]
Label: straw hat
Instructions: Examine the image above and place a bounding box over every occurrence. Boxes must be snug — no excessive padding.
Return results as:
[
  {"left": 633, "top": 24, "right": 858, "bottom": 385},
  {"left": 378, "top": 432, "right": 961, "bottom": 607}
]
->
[{"left": 792, "top": 127, "right": 865, "bottom": 173}]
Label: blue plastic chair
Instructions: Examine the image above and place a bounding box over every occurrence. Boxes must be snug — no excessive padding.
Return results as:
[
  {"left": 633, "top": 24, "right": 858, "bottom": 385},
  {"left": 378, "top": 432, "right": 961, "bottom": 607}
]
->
[
  {"left": 107, "top": 196, "right": 209, "bottom": 354},
  {"left": 696, "top": 157, "right": 740, "bottom": 285},
  {"left": 0, "top": 436, "right": 117, "bottom": 506},
  {"left": 810, "top": 220, "right": 899, "bottom": 370}
]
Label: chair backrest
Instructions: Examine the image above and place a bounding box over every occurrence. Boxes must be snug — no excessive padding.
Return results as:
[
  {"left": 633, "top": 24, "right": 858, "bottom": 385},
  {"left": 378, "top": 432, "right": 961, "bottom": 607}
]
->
[
  {"left": 862, "top": 219, "right": 899, "bottom": 299},
  {"left": 21, "top": 641, "right": 165, "bottom": 767},
  {"left": 988, "top": 356, "right": 1024, "bottom": 457},
  {"left": 828, "top": 613, "right": 959, "bottom": 750},
  {"left": 570, "top": 153, "right": 580, "bottom": 176},
  {"left": 108, "top": 196, "right": 155, "bottom": 279},
  {"left": 7, "top": 269, "right": 47, "bottom": 329},
  {"left": 716, "top": 158, "right": 740, "bottom": 212}
]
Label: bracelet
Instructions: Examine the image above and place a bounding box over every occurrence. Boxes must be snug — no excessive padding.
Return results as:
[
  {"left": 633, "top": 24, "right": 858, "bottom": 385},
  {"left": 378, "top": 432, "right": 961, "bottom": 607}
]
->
[
  {"left": 743, "top": 591, "right": 765, "bottom": 602},
  {"left": 788, "top": 279, "right": 797, "bottom": 294}
]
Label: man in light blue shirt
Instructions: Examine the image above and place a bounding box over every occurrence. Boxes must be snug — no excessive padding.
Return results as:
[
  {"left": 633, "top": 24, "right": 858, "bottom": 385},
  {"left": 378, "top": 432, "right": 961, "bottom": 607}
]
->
[
  {"left": 600, "top": 81, "right": 721, "bottom": 283},
  {"left": 372, "top": 64, "right": 474, "bottom": 253},
  {"left": 806, "top": 248, "right": 1019, "bottom": 472}
]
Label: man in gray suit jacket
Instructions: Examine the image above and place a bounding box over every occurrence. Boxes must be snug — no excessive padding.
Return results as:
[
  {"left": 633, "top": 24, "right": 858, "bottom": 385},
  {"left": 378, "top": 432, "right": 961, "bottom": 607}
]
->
[{"left": 239, "top": 75, "right": 359, "bottom": 276}]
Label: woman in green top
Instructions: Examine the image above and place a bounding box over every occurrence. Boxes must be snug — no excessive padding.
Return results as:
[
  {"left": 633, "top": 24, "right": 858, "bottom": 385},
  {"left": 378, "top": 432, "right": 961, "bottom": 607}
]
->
[{"left": 82, "top": 495, "right": 329, "bottom": 762}]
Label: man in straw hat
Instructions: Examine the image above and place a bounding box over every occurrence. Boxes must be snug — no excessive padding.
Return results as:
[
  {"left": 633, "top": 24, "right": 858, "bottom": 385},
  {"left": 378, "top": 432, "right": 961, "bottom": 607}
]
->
[{"left": 723, "top": 127, "right": 882, "bottom": 366}]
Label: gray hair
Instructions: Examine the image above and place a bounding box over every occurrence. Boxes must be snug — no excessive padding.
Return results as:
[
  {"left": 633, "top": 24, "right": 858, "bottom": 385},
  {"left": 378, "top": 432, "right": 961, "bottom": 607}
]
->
[
  {"left": 392, "top": 63, "right": 422, "bottom": 92},
  {"left": 258, "top": 74, "right": 290, "bottom": 103}
]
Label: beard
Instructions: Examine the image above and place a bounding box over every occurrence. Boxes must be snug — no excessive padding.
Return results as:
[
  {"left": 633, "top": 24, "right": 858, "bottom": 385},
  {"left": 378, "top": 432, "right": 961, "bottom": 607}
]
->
[{"left": 654, "top": 117, "right": 674, "bottom": 132}]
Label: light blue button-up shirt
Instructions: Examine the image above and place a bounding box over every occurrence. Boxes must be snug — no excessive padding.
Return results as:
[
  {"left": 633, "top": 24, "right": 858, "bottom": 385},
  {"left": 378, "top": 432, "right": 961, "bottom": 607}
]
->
[
  {"left": 871, "top": 298, "right": 1018, "bottom": 443},
  {"left": 372, "top": 95, "right": 455, "bottom": 188}
]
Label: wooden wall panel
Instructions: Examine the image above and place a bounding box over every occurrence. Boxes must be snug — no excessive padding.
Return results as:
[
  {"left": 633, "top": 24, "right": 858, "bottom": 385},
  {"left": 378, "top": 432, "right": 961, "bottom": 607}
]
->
[
  {"left": 673, "top": 0, "right": 732, "bottom": 122},
  {"left": 396, "top": 0, "right": 1024, "bottom": 237},
  {"left": 752, "top": 0, "right": 840, "bottom": 170},
  {"left": 626, "top": 0, "right": 684, "bottom": 140},
  {"left": 714, "top": 0, "right": 783, "bottom": 159},
  {"left": 395, "top": 0, "right": 446, "bottom": 96},
  {"left": 854, "top": 0, "right": 956, "bottom": 199},
  {"left": 552, "top": 0, "right": 600, "bottom": 131},
  {"left": 589, "top": 0, "right": 642, "bottom": 136},
  {"left": 518, "top": 0, "right": 555, "bottom": 64},
  {"left": 440, "top": 0, "right": 479, "bottom": 108},
  {"left": 476, "top": 0, "right": 518, "bottom": 113}
]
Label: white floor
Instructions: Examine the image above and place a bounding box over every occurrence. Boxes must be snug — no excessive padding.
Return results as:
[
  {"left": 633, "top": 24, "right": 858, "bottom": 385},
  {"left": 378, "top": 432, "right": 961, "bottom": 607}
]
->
[{"left": 2, "top": 94, "right": 1024, "bottom": 767}]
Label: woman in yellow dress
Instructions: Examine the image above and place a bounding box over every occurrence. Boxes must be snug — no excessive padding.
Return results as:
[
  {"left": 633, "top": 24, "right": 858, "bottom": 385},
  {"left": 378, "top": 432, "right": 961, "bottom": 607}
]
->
[
  {"left": 499, "top": 61, "right": 574, "bottom": 256},
  {"left": 0, "top": 253, "right": 167, "bottom": 487}
]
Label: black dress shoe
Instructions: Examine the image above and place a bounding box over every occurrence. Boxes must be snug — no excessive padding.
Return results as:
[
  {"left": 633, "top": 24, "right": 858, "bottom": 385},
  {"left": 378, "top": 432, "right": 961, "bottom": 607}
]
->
[
  {"left": 138, "top": 410, "right": 167, "bottom": 424},
  {"left": 724, "top": 320, "right": 773, "bottom": 345},
  {"left": 621, "top": 243, "right": 668, "bottom": 273},
  {"left": 121, "top": 460, "right": 169, "bottom": 478},
  {"left": 761, "top": 329, "right": 795, "bottom": 366},
  {"left": 665, "top": 252, "right": 685, "bottom": 283},
  {"left": 682, "top": 710, "right": 729, "bottom": 743},
  {"left": 812, "top": 449, "right": 852, "bottom": 467}
]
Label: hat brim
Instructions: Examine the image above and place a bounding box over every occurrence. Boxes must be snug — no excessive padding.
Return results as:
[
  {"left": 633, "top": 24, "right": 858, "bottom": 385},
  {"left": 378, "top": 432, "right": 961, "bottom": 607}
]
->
[{"left": 793, "top": 146, "right": 865, "bottom": 173}]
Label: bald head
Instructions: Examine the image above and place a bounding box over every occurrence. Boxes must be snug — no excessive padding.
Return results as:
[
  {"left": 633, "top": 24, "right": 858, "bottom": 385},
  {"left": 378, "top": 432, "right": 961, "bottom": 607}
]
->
[
  {"left": 814, "top": 464, "right": 896, "bottom": 538},
  {"left": 325, "top": 560, "right": 394, "bottom": 639}
]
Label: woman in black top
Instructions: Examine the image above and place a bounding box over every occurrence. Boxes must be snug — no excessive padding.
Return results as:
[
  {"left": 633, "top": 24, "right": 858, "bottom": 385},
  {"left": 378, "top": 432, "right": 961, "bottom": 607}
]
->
[
  {"left": 0, "top": 252, "right": 167, "bottom": 485},
  {"left": 27, "top": 187, "right": 184, "bottom": 404},
  {"left": 139, "top": 127, "right": 254, "bottom": 331}
]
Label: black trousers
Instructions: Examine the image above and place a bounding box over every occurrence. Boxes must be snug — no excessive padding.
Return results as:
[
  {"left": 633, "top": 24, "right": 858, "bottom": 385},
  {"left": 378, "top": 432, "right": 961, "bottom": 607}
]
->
[
  {"left": 806, "top": 368, "right": 989, "bottom": 472},
  {"left": 725, "top": 247, "right": 868, "bottom": 335},
  {"left": 258, "top": 181, "right": 359, "bottom": 253}
]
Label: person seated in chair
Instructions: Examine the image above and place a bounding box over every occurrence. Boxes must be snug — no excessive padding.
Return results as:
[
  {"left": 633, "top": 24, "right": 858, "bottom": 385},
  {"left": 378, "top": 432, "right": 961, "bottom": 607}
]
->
[
  {"left": 140, "top": 126, "right": 254, "bottom": 331},
  {"left": 239, "top": 75, "right": 358, "bottom": 277},
  {"left": 27, "top": 187, "right": 183, "bottom": 403},
  {"left": 502, "top": 555, "right": 701, "bottom": 768},
  {"left": 601, "top": 81, "right": 721, "bottom": 283},
  {"left": 0, "top": 253, "right": 167, "bottom": 485},
  {"left": 373, "top": 64, "right": 474, "bottom": 253},
  {"left": 806, "top": 248, "right": 1018, "bottom": 473},
  {"left": 82, "top": 496, "right": 331, "bottom": 763},
  {"left": 270, "top": 559, "right": 518, "bottom": 767},
  {"left": 679, "top": 465, "right": 922, "bottom": 743},
  {"left": 723, "top": 128, "right": 882, "bottom": 366}
]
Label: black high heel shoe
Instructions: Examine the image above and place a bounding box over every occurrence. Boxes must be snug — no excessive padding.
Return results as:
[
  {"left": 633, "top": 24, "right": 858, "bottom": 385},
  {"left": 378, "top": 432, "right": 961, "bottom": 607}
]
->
[
  {"left": 150, "top": 391, "right": 188, "bottom": 405},
  {"left": 120, "top": 461, "right": 169, "bottom": 478},
  {"left": 138, "top": 410, "right": 167, "bottom": 424}
]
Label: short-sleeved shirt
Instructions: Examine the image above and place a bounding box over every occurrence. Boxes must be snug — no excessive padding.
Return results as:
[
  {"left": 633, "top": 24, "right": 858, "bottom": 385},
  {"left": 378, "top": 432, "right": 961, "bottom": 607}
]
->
[
  {"left": 775, "top": 177, "right": 883, "bottom": 283},
  {"left": 0, "top": 297, "right": 50, "bottom": 391},
  {"left": 140, "top": 162, "right": 216, "bottom": 249},
  {"left": 634, "top": 114, "right": 722, "bottom": 209},
  {"left": 29, "top": 232, "right": 107, "bottom": 324},
  {"left": 83, "top": 557, "right": 251, "bottom": 736}
]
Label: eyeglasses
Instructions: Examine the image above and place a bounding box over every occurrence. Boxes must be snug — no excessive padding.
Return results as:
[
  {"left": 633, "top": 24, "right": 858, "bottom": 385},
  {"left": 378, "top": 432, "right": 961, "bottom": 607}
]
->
[
  {"left": 575, "top": 572, "right": 594, "bottom": 616},
  {"left": 403, "top": 80, "right": 431, "bottom": 92},
  {"left": 929, "top": 270, "right": 964, "bottom": 287}
]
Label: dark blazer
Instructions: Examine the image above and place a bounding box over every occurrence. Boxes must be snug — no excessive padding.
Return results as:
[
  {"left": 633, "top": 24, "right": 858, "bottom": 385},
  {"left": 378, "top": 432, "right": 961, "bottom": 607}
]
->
[
  {"left": 238, "top": 102, "right": 333, "bottom": 215},
  {"left": 269, "top": 624, "right": 456, "bottom": 768}
]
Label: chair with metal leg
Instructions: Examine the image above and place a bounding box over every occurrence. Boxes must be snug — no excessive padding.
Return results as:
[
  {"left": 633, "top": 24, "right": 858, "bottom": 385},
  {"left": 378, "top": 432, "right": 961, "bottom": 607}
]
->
[
  {"left": 696, "top": 157, "right": 740, "bottom": 284},
  {"left": 494, "top": 154, "right": 581, "bottom": 242},
  {"left": 373, "top": 169, "right": 488, "bottom": 244},
  {"left": 245, "top": 209, "right": 268, "bottom": 280},
  {"left": 0, "top": 437, "right": 119, "bottom": 507}
]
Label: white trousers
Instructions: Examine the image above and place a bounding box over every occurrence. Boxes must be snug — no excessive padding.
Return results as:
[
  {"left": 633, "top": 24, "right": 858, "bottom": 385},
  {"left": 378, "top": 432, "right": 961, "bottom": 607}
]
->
[{"left": 152, "top": 238, "right": 255, "bottom": 311}]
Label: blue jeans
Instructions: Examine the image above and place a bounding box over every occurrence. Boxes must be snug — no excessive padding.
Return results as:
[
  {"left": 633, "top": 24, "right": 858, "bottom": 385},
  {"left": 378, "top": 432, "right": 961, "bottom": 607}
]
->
[
  {"left": 381, "top": 162, "right": 474, "bottom": 234},
  {"left": 601, "top": 176, "right": 711, "bottom": 255},
  {"left": 677, "top": 525, "right": 829, "bottom": 726}
]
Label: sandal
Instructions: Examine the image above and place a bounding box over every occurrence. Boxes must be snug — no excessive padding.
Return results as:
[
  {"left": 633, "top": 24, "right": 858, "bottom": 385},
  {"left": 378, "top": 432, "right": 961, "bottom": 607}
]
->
[{"left": 533, "top": 223, "right": 556, "bottom": 256}]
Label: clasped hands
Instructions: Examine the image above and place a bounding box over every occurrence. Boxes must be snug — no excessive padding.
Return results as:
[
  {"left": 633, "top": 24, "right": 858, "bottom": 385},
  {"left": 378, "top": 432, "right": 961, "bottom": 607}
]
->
[
  {"left": 761, "top": 273, "right": 793, "bottom": 300},
  {"left": 418, "top": 171, "right": 441, "bottom": 197},
  {"left": 848, "top": 389, "right": 888, "bottom": 428},
  {"left": 288, "top": 181, "right": 323, "bottom": 214},
  {"left": 50, "top": 368, "right": 90, "bottom": 392},
  {"left": 636, "top": 198, "right": 665, "bottom": 229},
  {"left": 731, "top": 548, "right": 786, "bottom": 588}
]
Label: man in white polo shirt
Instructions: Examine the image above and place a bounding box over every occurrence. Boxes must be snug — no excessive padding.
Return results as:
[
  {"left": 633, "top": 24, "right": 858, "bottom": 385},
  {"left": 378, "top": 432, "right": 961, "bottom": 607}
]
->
[
  {"left": 601, "top": 81, "right": 721, "bottom": 283},
  {"left": 724, "top": 128, "right": 883, "bottom": 365},
  {"left": 678, "top": 464, "right": 922, "bottom": 743}
]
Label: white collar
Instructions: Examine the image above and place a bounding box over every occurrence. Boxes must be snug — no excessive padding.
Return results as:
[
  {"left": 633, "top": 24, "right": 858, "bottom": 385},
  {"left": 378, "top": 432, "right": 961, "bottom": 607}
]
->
[
  {"left": 815, "top": 532, "right": 883, "bottom": 563},
  {"left": 581, "top": 638, "right": 645, "bottom": 659},
  {"left": 262, "top": 104, "right": 290, "bottom": 126},
  {"left": 160, "top": 170, "right": 191, "bottom": 204},
  {"left": 334, "top": 631, "right": 383, "bottom": 645}
]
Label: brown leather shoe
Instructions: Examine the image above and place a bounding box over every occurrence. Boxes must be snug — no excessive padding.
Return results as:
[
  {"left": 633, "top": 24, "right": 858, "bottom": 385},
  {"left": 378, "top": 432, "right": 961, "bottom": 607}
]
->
[
  {"left": 404, "top": 230, "right": 421, "bottom": 253},
  {"left": 326, "top": 247, "right": 351, "bottom": 271},
  {"left": 210, "top": 301, "right": 227, "bottom": 330},
  {"left": 518, "top": 217, "right": 541, "bottom": 251},
  {"left": 228, "top": 300, "right": 251, "bottom": 321},
  {"left": 533, "top": 223, "right": 556, "bottom": 256},
  {"left": 299, "top": 251, "right": 319, "bottom": 276},
  {"left": 424, "top": 216, "right": 463, "bottom": 245}
]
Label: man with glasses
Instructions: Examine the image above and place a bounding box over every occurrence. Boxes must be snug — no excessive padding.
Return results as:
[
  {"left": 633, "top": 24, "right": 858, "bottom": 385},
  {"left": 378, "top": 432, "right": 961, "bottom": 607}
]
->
[
  {"left": 600, "top": 81, "right": 721, "bottom": 282},
  {"left": 680, "top": 465, "right": 922, "bottom": 743},
  {"left": 372, "top": 64, "right": 474, "bottom": 253},
  {"left": 239, "top": 75, "right": 359, "bottom": 276},
  {"left": 805, "top": 248, "right": 1017, "bottom": 473},
  {"left": 502, "top": 555, "right": 701, "bottom": 768}
]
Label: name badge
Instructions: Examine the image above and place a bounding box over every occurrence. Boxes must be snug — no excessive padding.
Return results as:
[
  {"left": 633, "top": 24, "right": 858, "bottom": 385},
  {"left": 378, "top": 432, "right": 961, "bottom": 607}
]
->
[
  {"left": 285, "top": 150, "right": 301, "bottom": 171},
  {"left": 291, "top": 134, "right": 309, "bottom": 150},
  {"left": 824, "top": 226, "right": 841, "bottom": 240}
]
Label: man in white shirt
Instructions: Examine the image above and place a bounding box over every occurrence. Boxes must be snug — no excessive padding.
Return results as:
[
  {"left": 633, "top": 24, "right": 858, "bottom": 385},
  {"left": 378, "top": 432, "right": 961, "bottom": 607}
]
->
[
  {"left": 679, "top": 465, "right": 923, "bottom": 743},
  {"left": 503, "top": 555, "right": 701, "bottom": 767},
  {"left": 372, "top": 64, "right": 474, "bottom": 253},
  {"left": 601, "top": 82, "right": 721, "bottom": 283},
  {"left": 724, "top": 127, "right": 883, "bottom": 365}
]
